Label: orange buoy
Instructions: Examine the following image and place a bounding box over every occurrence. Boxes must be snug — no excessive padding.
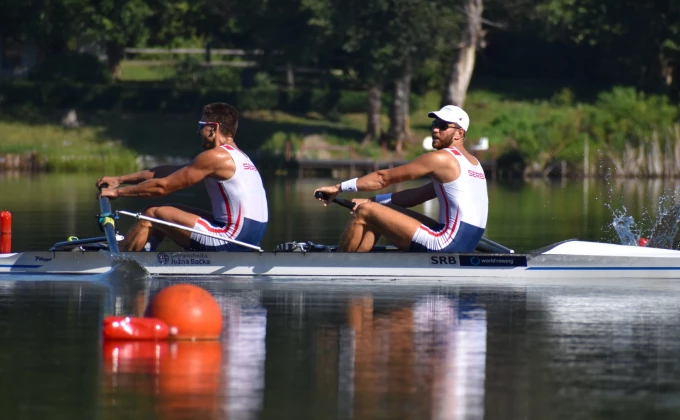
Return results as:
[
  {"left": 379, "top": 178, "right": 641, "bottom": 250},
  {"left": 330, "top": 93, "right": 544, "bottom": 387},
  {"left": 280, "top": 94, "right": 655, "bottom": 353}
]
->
[
  {"left": 103, "top": 316, "right": 170, "bottom": 340},
  {"left": 1, "top": 211, "right": 11, "bottom": 253},
  {"left": 638, "top": 237, "right": 649, "bottom": 247},
  {"left": 148, "top": 284, "right": 223, "bottom": 340}
]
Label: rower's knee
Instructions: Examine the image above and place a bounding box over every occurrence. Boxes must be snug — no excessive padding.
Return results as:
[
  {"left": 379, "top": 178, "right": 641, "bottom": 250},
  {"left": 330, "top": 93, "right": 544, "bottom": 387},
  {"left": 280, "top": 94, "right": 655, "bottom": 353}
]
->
[
  {"left": 141, "top": 206, "right": 160, "bottom": 218},
  {"left": 138, "top": 206, "right": 161, "bottom": 229},
  {"left": 353, "top": 202, "right": 380, "bottom": 221}
]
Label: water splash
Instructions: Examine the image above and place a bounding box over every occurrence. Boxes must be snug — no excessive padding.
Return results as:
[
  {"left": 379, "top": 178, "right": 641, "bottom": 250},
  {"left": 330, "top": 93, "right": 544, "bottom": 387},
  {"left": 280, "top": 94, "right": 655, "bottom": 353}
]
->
[
  {"left": 647, "top": 198, "right": 680, "bottom": 249},
  {"left": 611, "top": 210, "right": 641, "bottom": 246},
  {"left": 611, "top": 194, "right": 680, "bottom": 249}
]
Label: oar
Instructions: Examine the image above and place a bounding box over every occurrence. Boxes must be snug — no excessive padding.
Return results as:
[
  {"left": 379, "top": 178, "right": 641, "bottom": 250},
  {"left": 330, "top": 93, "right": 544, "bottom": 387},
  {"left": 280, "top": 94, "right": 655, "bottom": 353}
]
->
[
  {"left": 99, "top": 197, "right": 120, "bottom": 254},
  {"left": 314, "top": 191, "right": 514, "bottom": 253},
  {"left": 117, "top": 210, "right": 264, "bottom": 252},
  {"left": 476, "top": 237, "right": 514, "bottom": 254}
]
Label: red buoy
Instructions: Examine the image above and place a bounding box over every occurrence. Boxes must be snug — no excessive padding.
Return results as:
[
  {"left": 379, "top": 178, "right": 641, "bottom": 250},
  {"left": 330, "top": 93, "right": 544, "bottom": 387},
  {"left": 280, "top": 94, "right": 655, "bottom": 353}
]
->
[
  {"left": 638, "top": 237, "right": 649, "bottom": 247},
  {"left": 148, "top": 284, "right": 223, "bottom": 340},
  {"left": 1, "top": 211, "right": 11, "bottom": 253},
  {"left": 103, "top": 316, "right": 170, "bottom": 340}
]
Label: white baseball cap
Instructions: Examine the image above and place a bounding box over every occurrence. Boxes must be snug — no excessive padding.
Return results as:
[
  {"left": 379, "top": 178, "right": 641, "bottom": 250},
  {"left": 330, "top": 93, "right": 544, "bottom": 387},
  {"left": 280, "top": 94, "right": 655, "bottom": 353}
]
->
[{"left": 428, "top": 105, "right": 470, "bottom": 131}]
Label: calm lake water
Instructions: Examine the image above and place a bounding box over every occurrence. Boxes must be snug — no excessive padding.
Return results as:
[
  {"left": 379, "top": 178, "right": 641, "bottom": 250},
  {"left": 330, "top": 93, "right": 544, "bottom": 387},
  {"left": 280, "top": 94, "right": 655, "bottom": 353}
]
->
[{"left": 1, "top": 174, "right": 680, "bottom": 419}]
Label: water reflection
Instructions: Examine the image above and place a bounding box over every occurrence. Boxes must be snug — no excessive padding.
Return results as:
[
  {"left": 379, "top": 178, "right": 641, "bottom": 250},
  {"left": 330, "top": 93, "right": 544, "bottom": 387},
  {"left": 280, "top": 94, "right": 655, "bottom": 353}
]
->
[
  {"left": 2, "top": 278, "right": 680, "bottom": 419},
  {"left": 100, "top": 281, "right": 490, "bottom": 420},
  {"left": 102, "top": 340, "right": 224, "bottom": 420},
  {"left": 102, "top": 281, "right": 267, "bottom": 420}
]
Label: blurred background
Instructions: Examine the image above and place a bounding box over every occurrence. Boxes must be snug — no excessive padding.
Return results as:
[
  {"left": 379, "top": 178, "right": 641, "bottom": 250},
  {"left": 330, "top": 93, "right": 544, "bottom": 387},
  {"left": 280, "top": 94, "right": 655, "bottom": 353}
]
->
[
  {"left": 1, "top": 0, "right": 680, "bottom": 179},
  {"left": 5, "top": 5, "right": 680, "bottom": 419}
]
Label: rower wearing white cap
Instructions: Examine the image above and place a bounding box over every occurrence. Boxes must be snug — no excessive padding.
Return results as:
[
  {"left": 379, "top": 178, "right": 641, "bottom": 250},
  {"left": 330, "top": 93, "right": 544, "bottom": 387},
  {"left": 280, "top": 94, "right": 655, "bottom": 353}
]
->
[{"left": 314, "top": 105, "right": 488, "bottom": 253}]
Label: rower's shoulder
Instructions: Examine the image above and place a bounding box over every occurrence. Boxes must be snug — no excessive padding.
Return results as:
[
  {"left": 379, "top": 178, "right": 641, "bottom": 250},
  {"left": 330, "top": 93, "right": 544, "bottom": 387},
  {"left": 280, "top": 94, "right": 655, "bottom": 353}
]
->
[
  {"left": 425, "top": 148, "right": 462, "bottom": 164},
  {"left": 436, "top": 147, "right": 479, "bottom": 166},
  {"left": 192, "top": 147, "right": 235, "bottom": 167}
]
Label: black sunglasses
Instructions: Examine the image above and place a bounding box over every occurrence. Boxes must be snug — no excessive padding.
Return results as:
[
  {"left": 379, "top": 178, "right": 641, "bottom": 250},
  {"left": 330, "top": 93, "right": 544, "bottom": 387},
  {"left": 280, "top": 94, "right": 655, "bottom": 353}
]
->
[{"left": 431, "top": 120, "right": 458, "bottom": 131}]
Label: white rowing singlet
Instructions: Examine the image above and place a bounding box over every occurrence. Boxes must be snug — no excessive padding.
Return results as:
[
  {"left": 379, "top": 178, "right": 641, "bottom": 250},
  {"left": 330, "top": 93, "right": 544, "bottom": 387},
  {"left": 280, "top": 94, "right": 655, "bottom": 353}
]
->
[
  {"left": 411, "top": 147, "right": 488, "bottom": 252},
  {"left": 202, "top": 144, "right": 268, "bottom": 237}
]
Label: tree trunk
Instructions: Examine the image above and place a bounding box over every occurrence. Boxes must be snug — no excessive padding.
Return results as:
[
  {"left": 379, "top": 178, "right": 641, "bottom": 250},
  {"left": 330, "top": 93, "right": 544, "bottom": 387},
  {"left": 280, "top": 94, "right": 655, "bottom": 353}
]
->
[
  {"left": 362, "top": 84, "right": 382, "bottom": 146},
  {"left": 286, "top": 62, "right": 295, "bottom": 91},
  {"left": 106, "top": 42, "right": 124, "bottom": 81},
  {"left": 441, "top": 0, "right": 484, "bottom": 107},
  {"left": 660, "top": 50, "right": 674, "bottom": 90},
  {"left": 389, "top": 56, "right": 412, "bottom": 154}
]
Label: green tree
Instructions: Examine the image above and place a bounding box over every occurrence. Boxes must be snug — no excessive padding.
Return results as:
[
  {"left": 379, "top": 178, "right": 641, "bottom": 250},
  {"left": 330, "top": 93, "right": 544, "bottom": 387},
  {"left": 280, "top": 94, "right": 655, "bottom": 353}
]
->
[
  {"left": 536, "top": 0, "right": 680, "bottom": 93},
  {"left": 332, "top": 0, "right": 439, "bottom": 151},
  {"left": 225, "top": 0, "right": 336, "bottom": 90},
  {"left": 0, "top": 0, "right": 88, "bottom": 58},
  {"left": 83, "top": 0, "right": 152, "bottom": 80}
]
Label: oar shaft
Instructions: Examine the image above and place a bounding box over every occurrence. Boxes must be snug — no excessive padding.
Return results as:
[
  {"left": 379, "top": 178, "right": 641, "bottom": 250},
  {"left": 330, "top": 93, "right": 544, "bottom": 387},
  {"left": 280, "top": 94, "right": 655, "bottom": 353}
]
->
[
  {"left": 118, "top": 210, "right": 263, "bottom": 252},
  {"left": 99, "top": 198, "right": 120, "bottom": 254}
]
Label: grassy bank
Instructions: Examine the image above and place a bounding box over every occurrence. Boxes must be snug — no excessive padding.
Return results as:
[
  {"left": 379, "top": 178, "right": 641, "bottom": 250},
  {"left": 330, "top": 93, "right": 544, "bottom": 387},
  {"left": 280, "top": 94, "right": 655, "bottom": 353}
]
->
[
  {"left": 2, "top": 83, "right": 678, "bottom": 177},
  {"left": 0, "top": 119, "right": 139, "bottom": 172},
  {"left": 0, "top": 106, "right": 373, "bottom": 173}
]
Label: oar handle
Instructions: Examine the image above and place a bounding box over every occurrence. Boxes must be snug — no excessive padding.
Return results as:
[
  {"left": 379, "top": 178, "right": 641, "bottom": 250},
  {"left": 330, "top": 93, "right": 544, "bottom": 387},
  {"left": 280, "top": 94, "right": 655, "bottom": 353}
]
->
[
  {"left": 99, "top": 197, "right": 120, "bottom": 254},
  {"left": 314, "top": 191, "right": 355, "bottom": 210}
]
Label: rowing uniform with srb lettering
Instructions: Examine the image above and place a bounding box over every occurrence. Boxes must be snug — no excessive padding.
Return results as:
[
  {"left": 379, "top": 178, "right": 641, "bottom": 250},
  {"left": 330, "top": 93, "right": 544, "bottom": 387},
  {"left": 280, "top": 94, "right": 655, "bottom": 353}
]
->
[
  {"left": 190, "top": 145, "right": 268, "bottom": 251},
  {"left": 410, "top": 147, "right": 488, "bottom": 252}
]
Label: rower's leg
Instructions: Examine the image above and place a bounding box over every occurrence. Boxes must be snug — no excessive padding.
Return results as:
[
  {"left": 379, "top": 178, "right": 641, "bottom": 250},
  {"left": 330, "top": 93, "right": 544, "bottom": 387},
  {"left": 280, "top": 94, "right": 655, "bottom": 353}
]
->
[
  {"left": 121, "top": 218, "right": 155, "bottom": 251},
  {"left": 338, "top": 202, "right": 438, "bottom": 252},
  {"left": 338, "top": 218, "right": 379, "bottom": 252},
  {"left": 121, "top": 205, "right": 200, "bottom": 251},
  {"left": 356, "top": 230, "right": 380, "bottom": 252}
]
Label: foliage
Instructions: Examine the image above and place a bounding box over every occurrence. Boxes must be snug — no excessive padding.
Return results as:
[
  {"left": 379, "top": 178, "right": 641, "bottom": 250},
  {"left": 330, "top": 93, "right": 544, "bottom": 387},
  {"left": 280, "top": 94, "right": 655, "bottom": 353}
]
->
[
  {"left": 173, "top": 56, "right": 242, "bottom": 89},
  {"left": 0, "top": 79, "right": 427, "bottom": 119},
  {"left": 0, "top": 0, "right": 88, "bottom": 55},
  {"left": 485, "top": 103, "right": 582, "bottom": 172},
  {"left": 4, "top": 81, "right": 680, "bottom": 177},
  {"left": 28, "top": 52, "right": 112, "bottom": 84},
  {"left": 535, "top": 0, "right": 680, "bottom": 91},
  {"left": 83, "top": 0, "right": 153, "bottom": 49},
  {"left": 583, "top": 87, "right": 678, "bottom": 149}
]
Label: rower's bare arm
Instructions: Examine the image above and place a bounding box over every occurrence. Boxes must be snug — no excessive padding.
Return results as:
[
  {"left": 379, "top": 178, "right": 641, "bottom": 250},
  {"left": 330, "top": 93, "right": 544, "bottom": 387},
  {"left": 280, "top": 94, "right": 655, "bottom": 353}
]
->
[
  {"left": 96, "top": 165, "right": 185, "bottom": 189},
  {"left": 314, "top": 153, "right": 445, "bottom": 205},
  {"left": 390, "top": 182, "right": 437, "bottom": 208},
  {"left": 115, "top": 151, "right": 231, "bottom": 197},
  {"left": 357, "top": 153, "right": 440, "bottom": 191}
]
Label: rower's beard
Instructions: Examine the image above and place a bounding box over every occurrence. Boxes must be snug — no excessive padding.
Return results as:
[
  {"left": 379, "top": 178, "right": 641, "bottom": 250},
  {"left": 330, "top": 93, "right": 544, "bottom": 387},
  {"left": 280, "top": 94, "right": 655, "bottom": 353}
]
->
[{"left": 433, "top": 136, "right": 454, "bottom": 150}]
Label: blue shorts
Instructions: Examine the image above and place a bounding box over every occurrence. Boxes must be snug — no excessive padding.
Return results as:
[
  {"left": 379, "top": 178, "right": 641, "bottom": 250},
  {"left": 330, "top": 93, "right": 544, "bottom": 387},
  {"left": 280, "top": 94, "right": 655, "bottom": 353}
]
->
[
  {"left": 409, "top": 221, "right": 484, "bottom": 253},
  {"left": 189, "top": 217, "right": 267, "bottom": 252}
]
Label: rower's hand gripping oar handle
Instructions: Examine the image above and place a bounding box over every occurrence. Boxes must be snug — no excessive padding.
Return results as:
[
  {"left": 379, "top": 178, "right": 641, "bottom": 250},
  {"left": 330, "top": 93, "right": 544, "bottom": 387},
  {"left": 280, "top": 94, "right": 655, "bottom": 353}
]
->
[{"left": 315, "top": 191, "right": 356, "bottom": 210}]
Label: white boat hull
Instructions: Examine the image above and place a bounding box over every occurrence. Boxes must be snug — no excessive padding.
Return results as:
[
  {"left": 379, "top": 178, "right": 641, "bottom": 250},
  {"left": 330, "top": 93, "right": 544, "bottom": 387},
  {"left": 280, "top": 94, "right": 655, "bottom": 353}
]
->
[{"left": 2, "top": 241, "right": 680, "bottom": 279}]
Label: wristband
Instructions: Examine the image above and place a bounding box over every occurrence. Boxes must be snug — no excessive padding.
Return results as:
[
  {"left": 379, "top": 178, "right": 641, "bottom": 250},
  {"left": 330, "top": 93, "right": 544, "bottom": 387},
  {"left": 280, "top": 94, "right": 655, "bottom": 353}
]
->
[
  {"left": 340, "top": 178, "right": 358, "bottom": 193},
  {"left": 375, "top": 193, "right": 392, "bottom": 204}
]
